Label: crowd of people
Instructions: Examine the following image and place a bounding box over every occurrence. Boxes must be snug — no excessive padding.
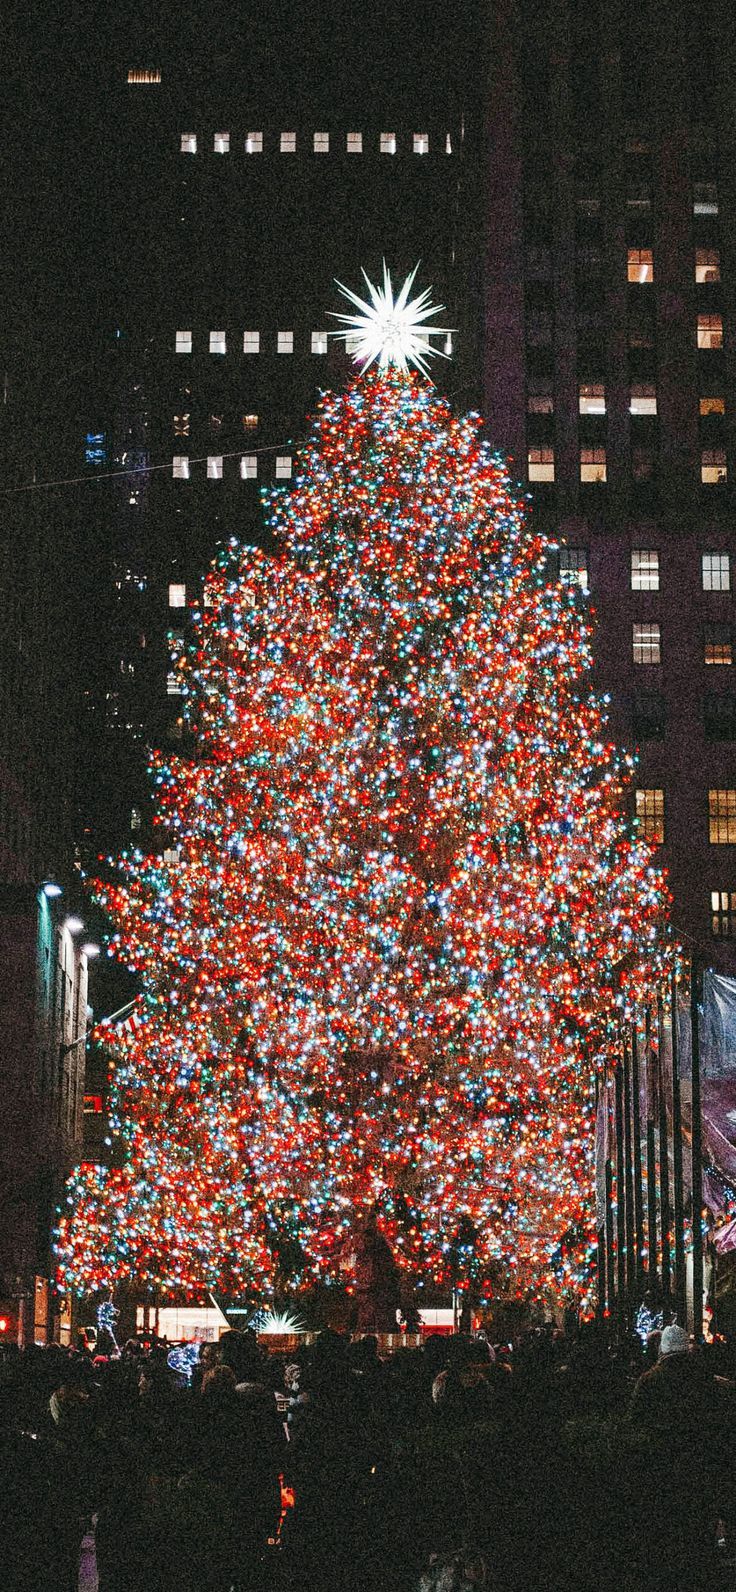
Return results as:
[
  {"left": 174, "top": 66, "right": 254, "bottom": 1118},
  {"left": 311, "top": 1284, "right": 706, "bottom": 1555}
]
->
[{"left": 2, "top": 1317, "right": 736, "bottom": 1591}]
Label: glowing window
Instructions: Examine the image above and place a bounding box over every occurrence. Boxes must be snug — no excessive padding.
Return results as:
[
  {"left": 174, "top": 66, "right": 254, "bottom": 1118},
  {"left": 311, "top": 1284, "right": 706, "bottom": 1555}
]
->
[
  {"left": 696, "top": 249, "right": 721, "bottom": 284},
  {"left": 347, "top": 132, "right": 363, "bottom": 153},
  {"left": 712, "top": 890, "right": 736, "bottom": 936},
  {"left": 311, "top": 331, "right": 328, "bottom": 353},
  {"left": 628, "top": 247, "right": 654, "bottom": 283},
  {"left": 243, "top": 330, "right": 260, "bottom": 354},
  {"left": 635, "top": 788, "right": 665, "bottom": 844},
  {"left": 275, "top": 455, "right": 292, "bottom": 479},
  {"left": 169, "top": 583, "right": 186, "bottom": 608},
  {"left": 697, "top": 314, "right": 723, "bottom": 350},
  {"left": 172, "top": 456, "right": 189, "bottom": 480},
  {"left": 207, "top": 456, "right": 223, "bottom": 480},
  {"left": 702, "top": 450, "right": 727, "bottom": 484},
  {"left": 580, "top": 447, "right": 607, "bottom": 483},
  {"left": 380, "top": 132, "right": 396, "bottom": 154},
  {"left": 527, "top": 379, "right": 553, "bottom": 414},
  {"left": 630, "top": 384, "right": 657, "bottom": 416},
  {"left": 175, "top": 330, "right": 192, "bottom": 354},
  {"left": 246, "top": 132, "right": 263, "bottom": 154},
  {"left": 703, "top": 553, "right": 730, "bottom": 592},
  {"left": 413, "top": 132, "right": 429, "bottom": 155},
  {"left": 180, "top": 133, "right": 197, "bottom": 154},
  {"left": 705, "top": 624, "right": 732, "bottom": 665},
  {"left": 281, "top": 132, "right": 296, "bottom": 153},
  {"left": 209, "top": 330, "right": 226, "bottom": 355},
  {"left": 579, "top": 383, "right": 605, "bottom": 415},
  {"left": 314, "top": 131, "right": 329, "bottom": 153},
  {"left": 242, "top": 414, "right": 258, "bottom": 430},
  {"left": 240, "top": 456, "right": 257, "bottom": 480},
  {"left": 631, "top": 550, "right": 659, "bottom": 591},
  {"left": 445, "top": 132, "right": 452, "bottom": 154},
  {"left": 694, "top": 181, "right": 718, "bottom": 216},
  {"left": 213, "top": 132, "right": 230, "bottom": 154},
  {"left": 528, "top": 447, "right": 554, "bottom": 482},
  {"left": 127, "top": 69, "right": 161, "bottom": 83},
  {"left": 277, "top": 331, "right": 294, "bottom": 354},
  {"left": 558, "top": 548, "right": 588, "bottom": 590},
  {"left": 633, "top": 622, "right": 661, "bottom": 664},
  {"left": 700, "top": 396, "right": 726, "bottom": 416},
  {"left": 710, "top": 790, "right": 736, "bottom": 844}
]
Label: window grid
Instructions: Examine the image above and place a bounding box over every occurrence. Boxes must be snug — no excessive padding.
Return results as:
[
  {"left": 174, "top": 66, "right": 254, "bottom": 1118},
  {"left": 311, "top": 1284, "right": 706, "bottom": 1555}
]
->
[
  {"left": 246, "top": 132, "right": 263, "bottom": 153},
  {"left": 711, "top": 890, "right": 736, "bottom": 937},
  {"left": 631, "top": 549, "right": 660, "bottom": 592},
  {"left": 380, "top": 132, "right": 396, "bottom": 154},
  {"left": 181, "top": 133, "right": 196, "bottom": 154},
  {"left": 240, "top": 456, "right": 257, "bottom": 480},
  {"left": 695, "top": 248, "right": 721, "bottom": 284},
  {"left": 280, "top": 132, "right": 296, "bottom": 153},
  {"left": 346, "top": 132, "right": 362, "bottom": 153},
  {"left": 209, "top": 330, "right": 226, "bottom": 355},
  {"left": 697, "top": 314, "right": 723, "bottom": 350},
  {"left": 528, "top": 447, "right": 554, "bottom": 483},
  {"left": 705, "top": 694, "right": 736, "bottom": 740},
  {"left": 175, "top": 330, "right": 192, "bottom": 354},
  {"left": 633, "top": 622, "right": 661, "bottom": 665},
  {"left": 277, "top": 331, "right": 294, "bottom": 354},
  {"left": 628, "top": 247, "right": 654, "bottom": 284},
  {"left": 579, "top": 383, "right": 605, "bottom": 415},
  {"left": 709, "top": 790, "right": 736, "bottom": 844},
  {"left": 703, "top": 553, "right": 730, "bottom": 592},
  {"left": 311, "top": 331, "right": 328, "bottom": 354},
  {"left": 213, "top": 132, "right": 229, "bottom": 154},
  {"left": 243, "top": 331, "right": 260, "bottom": 354},
  {"left": 705, "top": 624, "right": 733, "bottom": 665},
  {"left": 580, "top": 447, "right": 607, "bottom": 483},
  {"left": 275, "top": 455, "right": 292, "bottom": 480},
  {"left": 635, "top": 788, "right": 665, "bottom": 844},
  {"left": 558, "top": 548, "right": 589, "bottom": 590},
  {"left": 207, "top": 456, "right": 223, "bottom": 480},
  {"left": 172, "top": 456, "right": 189, "bottom": 480},
  {"left": 169, "top": 583, "right": 186, "bottom": 608},
  {"left": 630, "top": 383, "right": 657, "bottom": 416},
  {"left": 313, "top": 132, "right": 329, "bottom": 153},
  {"left": 702, "top": 450, "right": 727, "bottom": 484},
  {"left": 413, "top": 133, "right": 429, "bottom": 154}
]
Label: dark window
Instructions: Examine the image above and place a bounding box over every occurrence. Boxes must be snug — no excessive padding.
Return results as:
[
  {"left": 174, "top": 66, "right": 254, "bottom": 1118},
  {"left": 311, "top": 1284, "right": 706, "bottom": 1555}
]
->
[
  {"left": 632, "top": 690, "right": 665, "bottom": 740},
  {"left": 704, "top": 694, "right": 736, "bottom": 740}
]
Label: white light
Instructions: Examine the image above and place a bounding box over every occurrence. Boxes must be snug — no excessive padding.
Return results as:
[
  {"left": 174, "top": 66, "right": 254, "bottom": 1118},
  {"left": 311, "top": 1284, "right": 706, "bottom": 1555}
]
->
[
  {"left": 43, "top": 882, "right": 62, "bottom": 898},
  {"left": 328, "top": 261, "right": 455, "bottom": 378},
  {"left": 65, "top": 916, "right": 84, "bottom": 934},
  {"left": 82, "top": 943, "right": 101, "bottom": 958}
]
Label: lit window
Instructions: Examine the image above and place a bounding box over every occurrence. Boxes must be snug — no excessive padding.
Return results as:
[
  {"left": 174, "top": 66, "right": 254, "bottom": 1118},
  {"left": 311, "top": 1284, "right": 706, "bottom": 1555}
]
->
[
  {"left": 175, "top": 330, "right": 192, "bottom": 354},
  {"left": 711, "top": 890, "right": 736, "bottom": 937},
  {"left": 380, "top": 132, "right": 396, "bottom": 154},
  {"left": 180, "top": 133, "right": 197, "bottom": 154},
  {"left": 277, "top": 331, "right": 294, "bottom": 354},
  {"left": 696, "top": 248, "right": 721, "bottom": 284},
  {"left": 633, "top": 690, "right": 665, "bottom": 740},
  {"left": 127, "top": 69, "right": 161, "bottom": 84},
  {"left": 528, "top": 447, "right": 554, "bottom": 482},
  {"left": 313, "top": 131, "right": 329, "bottom": 153},
  {"left": 697, "top": 314, "right": 723, "bottom": 350},
  {"left": 633, "top": 622, "right": 661, "bottom": 664},
  {"left": 173, "top": 413, "right": 190, "bottom": 436},
  {"left": 83, "top": 1094, "right": 103, "bottom": 1114},
  {"left": 213, "top": 132, "right": 230, "bottom": 154},
  {"left": 630, "top": 383, "right": 657, "bottom": 416},
  {"left": 580, "top": 447, "right": 607, "bottom": 483},
  {"left": 172, "top": 456, "right": 189, "bottom": 480},
  {"left": 275, "top": 455, "right": 292, "bottom": 479},
  {"left": 628, "top": 247, "right": 654, "bottom": 283},
  {"left": 167, "top": 671, "right": 183, "bottom": 696},
  {"left": 558, "top": 547, "right": 588, "bottom": 590},
  {"left": 527, "top": 379, "right": 553, "bottom": 414},
  {"left": 246, "top": 131, "right": 263, "bottom": 154},
  {"left": 169, "top": 582, "right": 186, "bottom": 608},
  {"left": 705, "top": 624, "right": 732, "bottom": 665},
  {"left": 209, "top": 330, "right": 226, "bottom": 355},
  {"left": 631, "top": 549, "right": 659, "bottom": 591},
  {"left": 702, "top": 450, "right": 727, "bottom": 484},
  {"left": 579, "top": 383, "right": 605, "bottom": 415},
  {"left": 709, "top": 789, "right": 736, "bottom": 844},
  {"left": 445, "top": 132, "right": 452, "bottom": 154},
  {"left": 240, "top": 455, "right": 257, "bottom": 480},
  {"left": 705, "top": 694, "right": 736, "bottom": 740},
  {"left": 694, "top": 181, "right": 718, "bottom": 216},
  {"left": 635, "top": 788, "right": 665, "bottom": 844},
  {"left": 130, "top": 805, "right": 142, "bottom": 832},
  {"left": 703, "top": 552, "right": 730, "bottom": 591},
  {"left": 413, "top": 132, "right": 429, "bottom": 154},
  {"left": 281, "top": 132, "right": 296, "bottom": 153},
  {"left": 242, "top": 414, "right": 258, "bottom": 430},
  {"left": 311, "top": 331, "right": 328, "bottom": 354},
  {"left": 243, "top": 330, "right": 260, "bottom": 354},
  {"left": 347, "top": 132, "right": 363, "bottom": 153},
  {"left": 207, "top": 456, "right": 223, "bottom": 480},
  {"left": 700, "top": 396, "right": 726, "bottom": 416}
]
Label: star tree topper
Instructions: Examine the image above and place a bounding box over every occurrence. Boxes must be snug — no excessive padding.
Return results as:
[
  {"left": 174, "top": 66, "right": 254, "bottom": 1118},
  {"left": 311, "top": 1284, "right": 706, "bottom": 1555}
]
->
[{"left": 328, "top": 262, "right": 455, "bottom": 378}]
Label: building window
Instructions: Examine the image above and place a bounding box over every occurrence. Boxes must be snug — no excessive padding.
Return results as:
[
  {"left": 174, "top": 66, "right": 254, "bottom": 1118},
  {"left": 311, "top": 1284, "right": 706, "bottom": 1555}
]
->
[
  {"left": 635, "top": 788, "right": 665, "bottom": 844},
  {"left": 696, "top": 248, "right": 721, "bottom": 284},
  {"left": 526, "top": 310, "right": 552, "bottom": 346},
  {"left": 630, "top": 383, "right": 657, "bottom": 416},
  {"left": 240, "top": 455, "right": 257, "bottom": 480},
  {"left": 705, "top": 694, "right": 736, "bottom": 740},
  {"left": 628, "top": 311, "right": 655, "bottom": 349},
  {"left": 209, "top": 330, "right": 226, "bottom": 355},
  {"left": 558, "top": 547, "right": 589, "bottom": 590},
  {"left": 632, "top": 447, "right": 655, "bottom": 482},
  {"left": 711, "top": 890, "right": 736, "bottom": 936},
  {"left": 631, "top": 549, "right": 660, "bottom": 591},
  {"left": 167, "top": 671, "right": 183, "bottom": 697},
  {"left": 694, "top": 181, "right": 718, "bottom": 216},
  {"left": 277, "top": 331, "right": 294, "bottom": 354},
  {"left": 697, "top": 314, "right": 723, "bottom": 350},
  {"left": 172, "top": 456, "right": 190, "bottom": 480},
  {"left": 281, "top": 132, "right": 296, "bottom": 153},
  {"left": 346, "top": 132, "right": 362, "bottom": 153},
  {"left": 702, "top": 552, "right": 730, "bottom": 591},
  {"left": 633, "top": 622, "right": 661, "bottom": 664},
  {"left": 169, "top": 582, "right": 186, "bottom": 608},
  {"left": 580, "top": 447, "right": 606, "bottom": 483},
  {"left": 127, "top": 69, "right": 161, "bottom": 84},
  {"left": 380, "top": 132, "right": 396, "bottom": 154},
  {"left": 313, "top": 131, "right": 329, "bottom": 153},
  {"left": 246, "top": 131, "right": 263, "bottom": 153},
  {"left": 243, "top": 330, "right": 260, "bottom": 354},
  {"left": 445, "top": 132, "right": 452, "bottom": 154},
  {"left": 242, "top": 413, "right": 258, "bottom": 430},
  {"left": 311, "top": 331, "right": 328, "bottom": 354},
  {"left": 207, "top": 456, "right": 223, "bottom": 480},
  {"left": 528, "top": 447, "right": 554, "bottom": 482},
  {"left": 700, "top": 396, "right": 726, "bottom": 416},
  {"left": 130, "top": 805, "right": 142, "bottom": 832},
  {"left": 275, "top": 455, "right": 292, "bottom": 479},
  {"left": 628, "top": 247, "right": 654, "bottom": 283},
  {"left": 175, "top": 330, "right": 192, "bottom": 354},
  {"left": 213, "top": 132, "right": 230, "bottom": 154},
  {"left": 633, "top": 690, "right": 665, "bottom": 740},
  {"left": 180, "top": 133, "right": 197, "bottom": 154},
  {"left": 702, "top": 449, "right": 727, "bottom": 484},
  {"left": 527, "top": 378, "right": 553, "bottom": 414},
  {"left": 705, "top": 624, "right": 732, "bottom": 665},
  {"left": 413, "top": 132, "right": 429, "bottom": 154},
  {"left": 627, "top": 182, "right": 651, "bottom": 214},
  {"left": 709, "top": 789, "right": 736, "bottom": 844},
  {"left": 579, "top": 383, "right": 605, "bottom": 415},
  {"left": 173, "top": 413, "right": 190, "bottom": 436}
]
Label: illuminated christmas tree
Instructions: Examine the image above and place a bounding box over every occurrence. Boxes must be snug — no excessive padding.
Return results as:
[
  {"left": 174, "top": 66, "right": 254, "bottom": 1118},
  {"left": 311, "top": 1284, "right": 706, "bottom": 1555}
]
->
[{"left": 57, "top": 272, "right": 671, "bottom": 1308}]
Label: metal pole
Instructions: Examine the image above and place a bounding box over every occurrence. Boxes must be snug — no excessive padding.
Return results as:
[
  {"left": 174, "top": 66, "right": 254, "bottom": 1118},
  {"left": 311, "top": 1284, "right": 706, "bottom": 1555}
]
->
[
  {"left": 622, "top": 1034, "right": 635, "bottom": 1308},
  {"left": 657, "top": 990, "right": 672, "bottom": 1320},
  {"left": 670, "top": 969, "right": 687, "bottom": 1324},
  {"left": 595, "top": 1073, "right": 606, "bottom": 1321},
  {"left": 691, "top": 960, "right": 704, "bottom": 1339},
  {"left": 630, "top": 1022, "right": 645, "bottom": 1296},
  {"left": 615, "top": 1060, "right": 627, "bottom": 1335},
  {"left": 604, "top": 1068, "right": 616, "bottom": 1329},
  {"left": 645, "top": 1006, "right": 658, "bottom": 1292}
]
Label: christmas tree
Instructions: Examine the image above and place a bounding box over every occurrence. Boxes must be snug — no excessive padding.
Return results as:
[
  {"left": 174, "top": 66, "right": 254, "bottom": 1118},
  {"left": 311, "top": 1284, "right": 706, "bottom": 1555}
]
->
[{"left": 57, "top": 276, "right": 671, "bottom": 1308}]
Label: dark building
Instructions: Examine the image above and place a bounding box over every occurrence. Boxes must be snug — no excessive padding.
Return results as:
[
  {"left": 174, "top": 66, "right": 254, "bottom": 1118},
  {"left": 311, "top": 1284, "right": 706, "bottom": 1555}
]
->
[{"left": 483, "top": 0, "right": 736, "bottom": 969}]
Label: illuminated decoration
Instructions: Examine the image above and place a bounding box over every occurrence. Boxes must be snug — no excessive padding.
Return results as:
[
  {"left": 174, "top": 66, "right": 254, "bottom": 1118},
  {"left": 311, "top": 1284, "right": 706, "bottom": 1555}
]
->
[
  {"left": 255, "top": 1307, "right": 307, "bottom": 1336},
  {"left": 96, "top": 1298, "right": 120, "bottom": 1352},
  {"left": 329, "top": 262, "right": 454, "bottom": 377},
  {"left": 167, "top": 1341, "right": 201, "bottom": 1381},
  {"left": 55, "top": 366, "right": 672, "bottom": 1306},
  {"left": 634, "top": 1302, "right": 664, "bottom": 1343}
]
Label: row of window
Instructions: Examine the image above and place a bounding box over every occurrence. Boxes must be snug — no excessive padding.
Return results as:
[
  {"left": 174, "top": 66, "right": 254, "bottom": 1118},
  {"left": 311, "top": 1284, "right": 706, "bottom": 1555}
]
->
[
  {"left": 174, "top": 329, "right": 454, "bottom": 356},
  {"left": 631, "top": 623, "right": 736, "bottom": 666},
  {"left": 559, "top": 549, "right": 732, "bottom": 593},
  {"left": 530, "top": 383, "right": 726, "bottom": 417},
  {"left": 632, "top": 691, "right": 736, "bottom": 741},
  {"left": 529, "top": 245, "right": 721, "bottom": 285},
  {"left": 564, "top": 179, "right": 719, "bottom": 218},
  {"left": 527, "top": 310, "right": 726, "bottom": 351},
  {"left": 529, "top": 447, "right": 729, "bottom": 484},
  {"left": 181, "top": 130, "right": 446, "bottom": 156},
  {"left": 172, "top": 454, "right": 291, "bottom": 479},
  {"left": 636, "top": 788, "right": 736, "bottom": 845}
]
